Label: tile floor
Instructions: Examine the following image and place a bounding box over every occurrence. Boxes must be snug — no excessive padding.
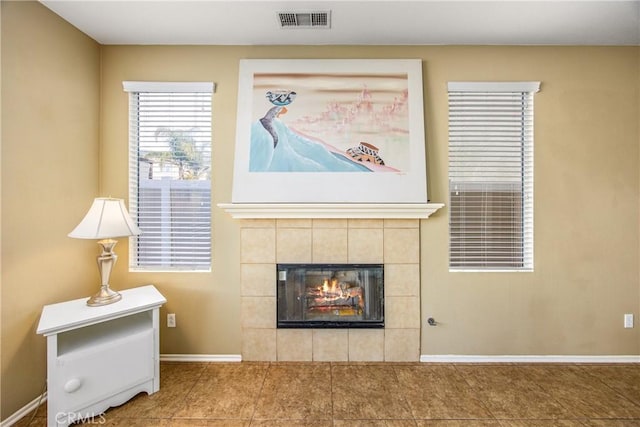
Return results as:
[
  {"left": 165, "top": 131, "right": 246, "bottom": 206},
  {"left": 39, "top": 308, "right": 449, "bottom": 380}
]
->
[{"left": 16, "top": 362, "right": 640, "bottom": 426}]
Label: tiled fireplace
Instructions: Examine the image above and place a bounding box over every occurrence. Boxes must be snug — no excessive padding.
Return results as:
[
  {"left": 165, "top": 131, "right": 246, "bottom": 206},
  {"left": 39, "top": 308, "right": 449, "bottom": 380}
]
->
[{"left": 240, "top": 218, "right": 421, "bottom": 362}]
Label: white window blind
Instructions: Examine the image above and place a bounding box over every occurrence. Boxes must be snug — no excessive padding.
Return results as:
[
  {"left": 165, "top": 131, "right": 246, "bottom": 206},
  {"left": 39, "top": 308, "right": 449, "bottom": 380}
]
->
[
  {"left": 124, "top": 81, "right": 214, "bottom": 271},
  {"left": 448, "top": 82, "right": 539, "bottom": 271}
]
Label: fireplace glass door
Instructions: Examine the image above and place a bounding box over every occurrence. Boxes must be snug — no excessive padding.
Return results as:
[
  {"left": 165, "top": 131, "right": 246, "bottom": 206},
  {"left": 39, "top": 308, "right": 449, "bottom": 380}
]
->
[{"left": 277, "top": 264, "right": 384, "bottom": 328}]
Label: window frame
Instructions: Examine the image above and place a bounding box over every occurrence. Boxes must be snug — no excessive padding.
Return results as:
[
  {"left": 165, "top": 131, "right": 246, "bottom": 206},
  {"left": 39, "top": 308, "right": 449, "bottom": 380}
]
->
[
  {"left": 447, "top": 81, "right": 540, "bottom": 272},
  {"left": 123, "top": 81, "right": 215, "bottom": 273}
]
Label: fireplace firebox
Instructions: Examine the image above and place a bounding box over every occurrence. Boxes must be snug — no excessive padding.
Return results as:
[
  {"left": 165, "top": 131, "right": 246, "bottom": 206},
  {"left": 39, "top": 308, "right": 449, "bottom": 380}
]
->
[{"left": 277, "top": 264, "right": 384, "bottom": 328}]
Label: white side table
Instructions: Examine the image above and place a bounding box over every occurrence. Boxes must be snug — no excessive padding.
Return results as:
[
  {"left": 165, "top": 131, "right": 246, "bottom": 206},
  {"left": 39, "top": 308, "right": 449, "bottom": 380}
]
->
[{"left": 37, "top": 285, "right": 166, "bottom": 427}]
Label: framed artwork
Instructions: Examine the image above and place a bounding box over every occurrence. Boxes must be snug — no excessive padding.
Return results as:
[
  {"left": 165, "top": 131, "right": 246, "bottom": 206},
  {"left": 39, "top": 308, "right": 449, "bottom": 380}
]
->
[{"left": 231, "top": 59, "right": 427, "bottom": 203}]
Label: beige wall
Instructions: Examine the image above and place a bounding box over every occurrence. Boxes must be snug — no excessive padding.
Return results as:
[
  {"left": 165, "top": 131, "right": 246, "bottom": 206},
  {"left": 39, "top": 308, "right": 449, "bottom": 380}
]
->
[
  {"left": 2, "top": 1, "right": 640, "bottom": 421},
  {"left": 1, "top": 0, "right": 4, "bottom": 413},
  {"left": 422, "top": 46, "right": 640, "bottom": 355},
  {"left": 1, "top": 1, "right": 100, "bottom": 420},
  {"left": 100, "top": 46, "right": 246, "bottom": 355},
  {"left": 102, "top": 44, "right": 640, "bottom": 358}
]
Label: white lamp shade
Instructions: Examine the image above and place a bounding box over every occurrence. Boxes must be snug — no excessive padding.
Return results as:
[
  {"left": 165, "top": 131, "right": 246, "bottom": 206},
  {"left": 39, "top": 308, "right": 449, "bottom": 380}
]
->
[{"left": 68, "top": 198, "right": 141, "bottom": 239}]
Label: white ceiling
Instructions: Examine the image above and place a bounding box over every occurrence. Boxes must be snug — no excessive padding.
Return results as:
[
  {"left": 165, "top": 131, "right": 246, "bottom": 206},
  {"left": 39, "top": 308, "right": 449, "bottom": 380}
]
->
[{"left": 40, "top": 0, "right": 640, "bottom": 46}]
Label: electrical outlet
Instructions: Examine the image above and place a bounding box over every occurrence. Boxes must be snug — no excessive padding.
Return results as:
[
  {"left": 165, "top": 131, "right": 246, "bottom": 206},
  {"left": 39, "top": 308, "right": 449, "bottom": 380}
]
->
[
  {"left": 167, "top": 313, "right": 176, "bottom": 328},
  {"left": 624, "top": 314, "right": 634, "bottom": 329}
]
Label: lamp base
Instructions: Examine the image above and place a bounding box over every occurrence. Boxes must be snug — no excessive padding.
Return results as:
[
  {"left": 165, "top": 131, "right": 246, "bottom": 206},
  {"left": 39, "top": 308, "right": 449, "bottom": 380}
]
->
[
  {"left": 86, "top": 239, "right": 122, "bottom": 307},
  {"left": 87, "top": 286, "right": 122, "bottom": 307}
]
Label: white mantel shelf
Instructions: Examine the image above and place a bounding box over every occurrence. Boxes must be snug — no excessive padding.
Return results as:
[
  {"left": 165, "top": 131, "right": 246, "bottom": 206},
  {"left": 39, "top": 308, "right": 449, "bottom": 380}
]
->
[{"left": 218, "top": 203, "right": 444, "bottom": 219}]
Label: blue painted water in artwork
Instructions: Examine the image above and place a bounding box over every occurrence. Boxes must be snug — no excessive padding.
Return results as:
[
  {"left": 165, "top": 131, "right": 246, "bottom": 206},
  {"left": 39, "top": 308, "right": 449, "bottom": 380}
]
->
[{"left": 249, "top": 119, "right": 370, "bottom": 172}]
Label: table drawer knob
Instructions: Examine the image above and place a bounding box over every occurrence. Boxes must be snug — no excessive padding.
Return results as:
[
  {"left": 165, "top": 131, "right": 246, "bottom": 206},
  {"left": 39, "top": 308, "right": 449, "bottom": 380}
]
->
[{"left": 64, "top": 378, "right": 82, "bottom": 393}]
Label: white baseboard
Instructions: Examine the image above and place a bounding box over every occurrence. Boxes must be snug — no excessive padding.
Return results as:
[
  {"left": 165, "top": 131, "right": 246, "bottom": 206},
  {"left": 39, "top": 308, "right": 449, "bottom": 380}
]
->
[
  {"left": 162, "top": 354, "right": 640, "bottom": 363},
  {"left": 0, "top": 392, "right": 47, "bottom": 427},
  {"left": 420, "top": 354, "right": 640, "bottom": 363},
  {"left": 160, "top": 354, "right": 242, "bottom": 362}
]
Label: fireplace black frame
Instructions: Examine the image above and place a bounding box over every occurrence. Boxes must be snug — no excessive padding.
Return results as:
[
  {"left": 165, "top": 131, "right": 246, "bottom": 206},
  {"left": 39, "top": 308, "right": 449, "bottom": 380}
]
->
[{"left": 276, "top": 263, "right": 384, "bottom": 329}]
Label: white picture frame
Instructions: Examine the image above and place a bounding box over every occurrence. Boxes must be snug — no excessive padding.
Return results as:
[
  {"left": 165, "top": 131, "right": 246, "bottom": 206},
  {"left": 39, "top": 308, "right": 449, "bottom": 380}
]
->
[{"left": 231, "top": 59, "right": 427, "bottom": 204}]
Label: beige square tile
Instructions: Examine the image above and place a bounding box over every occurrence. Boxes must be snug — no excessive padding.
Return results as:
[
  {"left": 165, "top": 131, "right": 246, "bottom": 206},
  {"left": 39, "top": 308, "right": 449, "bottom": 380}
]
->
[
  {"left": 242, "top": 328, "right": 276, "bottom": 361},
  {"left": 385, "top": 296, "right": 420, "bottom": 328},
  {"left": 385, "top": 264, "right": 420, "bottom": 296},
  {"left": 277, "top": 329, "right": 313, "bottom": 361},
  {"left": 331, "top": 364, "right": 413, "bottom": 419},
  {"left": 334, "top": 422, "right": 418, "bottom": 427},
  {"left": 348, "top": 219, "right": 383, "bottom": 229},
  {"left": 312, "top": 329, "right": 349, "bottom": 361},
  {"left": 348, "top": 228, "right": 383, "bottom": 263},
  {"left": 313, "top": 218, "right": 348, "bottom": 228},
  {"left": 384, "top": 228, "right": 419, "bottom": 263},
  {"left": 584, "top": 365, "right": 640, "bottom": 407},
  {"left": 172, "top": 363, "right": 267, "bottom": 420},
  {"left": 395, "top": 364, "right": 494, "bottom": 419},
  {"left": 312, "top": 228, "right": 348, "bottom": 263},
  {"left": 241, "top": 297, "right": 276, "bottom": 328},
  {"left": 108, "top": 363, "right": 208, "bottom": 419},
  {"left": 456, "top": 365, "right": 574, "bottom": 419},
  {"left": 241, "top": 264, "right": 275, "bottom": 297},
  {"left": 251, "top": 421, "right": 331, "bottom": 427},
  {"left": 277, "top": 228, "right": 312, "bottom": 263},
  {"left": 348, "top": 329, "right": 384, "bottom": 361},
  {"left": 384, "top": 328, "right": 420, "bottom": 362},
  {"left": 384, "top": 219, "right": 419, "bottom": 228},
  {"left": 277, "top": 219, "right": 312, "bottom": 228},
  {"left": 241, "top": 228, "right": 276, "bottom": 263},
  {"left": 253, "top": 364, "right": 332, "bottom": 421},
  {"left": 581, "top": 421, "right": 640, "bottom": 427},
  {"left": 240, "top": 219, "right": 276, "bottom": 228},
  {"left": 504, "top": 422, "right": 590, "bottom": 427},
  {"left": 526, "top": 365, "right": 640, "bottom": 418}
]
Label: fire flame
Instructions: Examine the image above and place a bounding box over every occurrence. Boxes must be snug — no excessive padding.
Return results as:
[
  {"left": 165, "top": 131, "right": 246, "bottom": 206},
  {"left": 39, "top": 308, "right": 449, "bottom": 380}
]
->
[
  {"left": 307, "top": 276, "right": 365, "bottom": 314},
  {"left": 321, "top": 278, "right": 339, "bottom": 295},
  {"left": 319, "top": 278, "right": 341, "bottom": 302}
]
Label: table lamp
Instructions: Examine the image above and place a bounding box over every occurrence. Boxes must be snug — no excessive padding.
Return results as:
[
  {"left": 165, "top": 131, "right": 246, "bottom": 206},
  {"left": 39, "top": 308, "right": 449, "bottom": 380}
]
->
[{"left": 68, "top": 198, "right": 141, "bottom": 306}]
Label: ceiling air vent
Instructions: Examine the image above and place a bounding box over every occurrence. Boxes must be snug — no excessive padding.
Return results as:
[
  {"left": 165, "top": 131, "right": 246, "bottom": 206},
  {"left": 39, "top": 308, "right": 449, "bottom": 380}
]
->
[{"left": 278, "top": 11, "right": 331, "bottom": 29}]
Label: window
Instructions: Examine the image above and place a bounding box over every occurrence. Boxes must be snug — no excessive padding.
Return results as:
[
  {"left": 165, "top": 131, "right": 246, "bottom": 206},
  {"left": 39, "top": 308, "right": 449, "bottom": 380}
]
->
[
  {"left": 123, "top": 81, "right": 214, "bottom": 271},
  {"left": 448, "top": 82, "right": 540, "bottom": 271}
]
